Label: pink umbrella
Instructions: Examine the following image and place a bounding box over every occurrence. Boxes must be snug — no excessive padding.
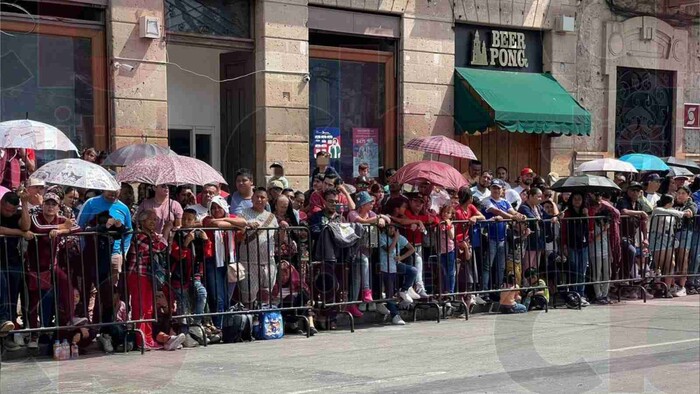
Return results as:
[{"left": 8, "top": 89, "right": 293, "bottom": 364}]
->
[
  {"left": 393, "top": 160, "right": 468, "bottom": 190},
  {"left": 0, "top": 185, "right": 9, "bottom": 200},
  {"left": 116, "top": 154, "right": 226, "bottom": 186},
  {"left": 405, "top": 135, "right": 477, "bottom": 160}
]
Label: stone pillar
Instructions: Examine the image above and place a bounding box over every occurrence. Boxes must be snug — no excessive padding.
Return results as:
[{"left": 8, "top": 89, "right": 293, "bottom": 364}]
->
[
  {"left": 401, "top": 1, "right": 455, "bottom": 166},
  {"left": 254, "top": 0, "right": 309, "bottom": 190},
  {"left": 109, "top": 0, "right": 168, "bottom": 149}
]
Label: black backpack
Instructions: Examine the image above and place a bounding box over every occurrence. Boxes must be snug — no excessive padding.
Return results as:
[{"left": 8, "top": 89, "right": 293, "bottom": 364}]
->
[{"left": 222, "top": 306, "right": 255, "bottom": 343}]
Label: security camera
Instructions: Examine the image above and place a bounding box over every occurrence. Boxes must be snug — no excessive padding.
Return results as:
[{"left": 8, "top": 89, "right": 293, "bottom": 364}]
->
[
  {"left": 113, "top": 62, "right": 135, "bottom": 72},
  {"left": 303, "top": 74, "right": 311, "bottom": 82}
]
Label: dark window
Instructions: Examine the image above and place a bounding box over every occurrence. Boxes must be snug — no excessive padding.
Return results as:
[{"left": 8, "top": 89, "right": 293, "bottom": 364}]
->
[
  {"left": 168, "top": 129, "right": 191, "bottom": 156},
  {"left": 165, "top": 0, "right": 250, "bottom": 38}
]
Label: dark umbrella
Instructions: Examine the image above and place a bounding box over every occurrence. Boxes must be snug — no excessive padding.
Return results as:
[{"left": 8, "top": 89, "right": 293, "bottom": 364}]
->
[
  {"left": 666, "top": 165, "right": 694, "bottom": 178},
  {"left": 550, "top": 174, "right": 621, "bottom": 193},
  {"left": 661, "top": 157, "right": 700, "bottom": 174}
]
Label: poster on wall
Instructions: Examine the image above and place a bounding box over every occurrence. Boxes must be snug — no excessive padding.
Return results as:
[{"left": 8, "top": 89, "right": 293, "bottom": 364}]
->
[
  {"left": 312, "top": 127, "right": 341, "bottom": 157},
  {"left": 352, "top": 128, "right": 379, "bottom": 177},
  {"left": 684, "top": 103, "right": 700, "bottom": 129}
]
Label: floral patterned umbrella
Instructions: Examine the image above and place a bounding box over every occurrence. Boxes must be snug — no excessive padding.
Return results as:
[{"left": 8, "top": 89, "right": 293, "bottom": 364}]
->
[
  {"left": 30, "top": 159, "right": 120, "bottom": 191},
  {"left": 0, "top": 119, "right": 79, "bottom": 153},
  {"left": 102, "top": 143, "right": 176, "bottom": 166},
  {"left": 116, "top": 154, "right": 226, "bottom": 186},
  {"left": 393, "top": 160, "right": 468, "bottom": 190}
]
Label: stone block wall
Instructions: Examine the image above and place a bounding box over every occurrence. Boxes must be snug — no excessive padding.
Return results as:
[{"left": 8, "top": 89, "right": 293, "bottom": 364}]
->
[{"left": 109, "top": 0, "right": 169, "bottom": 149}]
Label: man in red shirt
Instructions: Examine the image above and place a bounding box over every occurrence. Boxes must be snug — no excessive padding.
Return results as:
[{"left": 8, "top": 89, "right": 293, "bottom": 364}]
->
[{"left": 392, "top": 193, "right": 438, "bottom": 298}]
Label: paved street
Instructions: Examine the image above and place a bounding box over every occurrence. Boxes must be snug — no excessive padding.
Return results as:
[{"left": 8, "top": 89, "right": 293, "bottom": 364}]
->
[{"left": 1, "top": 296, "right": 698, "bottom": 393}]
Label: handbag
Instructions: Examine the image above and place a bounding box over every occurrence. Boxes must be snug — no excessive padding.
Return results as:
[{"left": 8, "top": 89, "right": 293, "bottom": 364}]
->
[{"left": 227, "top": 262, "right": 246, "bottom": 283}]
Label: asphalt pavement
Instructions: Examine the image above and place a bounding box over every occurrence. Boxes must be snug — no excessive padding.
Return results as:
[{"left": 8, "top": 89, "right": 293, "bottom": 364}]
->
[{"left": 1, "top": 296, "right": 698, "bottom": 393}]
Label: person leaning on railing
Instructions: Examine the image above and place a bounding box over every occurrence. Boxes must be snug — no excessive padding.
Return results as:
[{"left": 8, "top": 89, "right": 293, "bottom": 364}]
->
[
  {"left": 454, "top": 187, "right": 485, "bottom": 306},
  {"left": 649, "top": 194, "right": 688, "bottom": 296},
  {"left": 560, "top": 192, "right": 591, "bottom": 308},
  {"left": 671, "top": 186, "right": 697, "bottom": 297}
]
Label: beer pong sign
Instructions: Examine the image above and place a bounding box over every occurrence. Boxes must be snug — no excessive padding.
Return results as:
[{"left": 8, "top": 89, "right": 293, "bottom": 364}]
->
[{"left": 685, "top": 103, "right": 700, "bottom": 129}]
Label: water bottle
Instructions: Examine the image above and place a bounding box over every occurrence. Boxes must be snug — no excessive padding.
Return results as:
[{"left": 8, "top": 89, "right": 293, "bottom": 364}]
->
[
  {"left": 53, "top": 340, "right": 61, "bottom": 361},
  {"left": 61, "top": 339, "right": 70, "bottom": 360},
  {"left": 71, "top": 343, "right": 79, "bottom": 359}
]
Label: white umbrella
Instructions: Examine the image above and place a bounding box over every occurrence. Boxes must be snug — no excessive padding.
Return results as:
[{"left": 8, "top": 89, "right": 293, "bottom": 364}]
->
[
  {"left": 575, "top": 158, "right": 638, "bottom": 174},
  {"left": 30, "top": 158, "right": 120, "bottom": 191},
  {"left": 102, "top": 143, "right": 176, "bottom": 166},
  {"left": 0, "top": 119, "right": 79, "bottom": 153},
  {"left": 116, "top": 154, "right": 226, "bottom": 186}
]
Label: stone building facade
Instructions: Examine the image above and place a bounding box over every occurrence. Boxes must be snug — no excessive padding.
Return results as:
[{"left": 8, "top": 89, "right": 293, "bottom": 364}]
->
[{"left": 1, "top": 0, "right": 698, "bottom": 188}]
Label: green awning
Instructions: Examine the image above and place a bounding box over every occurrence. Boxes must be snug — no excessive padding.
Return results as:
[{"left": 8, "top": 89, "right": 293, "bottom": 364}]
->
[{"left": 454, "top": 67, "right": 591, "bottom": 136}]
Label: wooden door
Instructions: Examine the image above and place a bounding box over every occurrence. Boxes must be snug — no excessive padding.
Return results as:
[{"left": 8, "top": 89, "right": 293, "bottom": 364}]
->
[{"left": 460, "top": 131, "right": 542, "bottom": 177}]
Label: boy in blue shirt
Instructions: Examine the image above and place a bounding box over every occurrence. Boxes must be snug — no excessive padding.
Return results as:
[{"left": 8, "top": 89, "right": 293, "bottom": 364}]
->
[{"left": 377, "top": 225, "right": 419, "bottom": 325}]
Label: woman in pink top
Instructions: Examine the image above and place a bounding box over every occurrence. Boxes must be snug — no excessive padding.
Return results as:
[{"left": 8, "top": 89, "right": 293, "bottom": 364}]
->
[{"left": 135, "top": 184, "right": 183, "bottom": 234}]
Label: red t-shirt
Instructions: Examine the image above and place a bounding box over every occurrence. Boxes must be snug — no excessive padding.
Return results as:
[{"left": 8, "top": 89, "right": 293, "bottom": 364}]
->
[
  {"left": 454, "top": 204, "right": 480, "bottom": 243},
  {"left": 402, "top": 209, "right": 438, "bottom": 245},
  {"left": 28, "top": 214, "right": 80, "bottom": 271}
]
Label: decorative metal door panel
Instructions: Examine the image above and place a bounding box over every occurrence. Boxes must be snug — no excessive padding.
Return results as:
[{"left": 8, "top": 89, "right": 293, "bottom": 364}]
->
[{"left": 615, "top": 67, "right": 674, "bottom": 157}]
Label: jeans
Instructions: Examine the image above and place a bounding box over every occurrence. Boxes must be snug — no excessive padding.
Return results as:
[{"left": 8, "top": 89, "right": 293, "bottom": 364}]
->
[
  {"left": 173, "top": 280, "right": 207, "bottom": 324},
  {"left": 350, "top": 253, "right": 371, "bottom": 301},
  {"left": 440, "top": 251, "right": 456, "bottom": 294},
  {"left": 205, "top": 263, "right": 229, "bottom": 328},
  {"left": 500, "top": 302, "right": 527, "bottom": 314},
  {"left": 381, "top": 263, "right": 418, "bottom": 296},
  {"left": 484, "top": 240, "right": 506, "bottom": 291},
  {"left": 568, "top": 247, "right": 589, "bottom": 296}
]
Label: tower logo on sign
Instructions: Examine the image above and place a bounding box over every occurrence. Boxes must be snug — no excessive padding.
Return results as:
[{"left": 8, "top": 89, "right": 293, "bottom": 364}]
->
[{"left": 470, "top": 30, "right": 529, "bottom": 68}]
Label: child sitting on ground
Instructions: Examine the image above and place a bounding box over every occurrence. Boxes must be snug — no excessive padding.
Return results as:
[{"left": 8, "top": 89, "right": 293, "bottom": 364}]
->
[
  {"left": 153, "top": 291, "right": 187, "bottom": 351},
  {"left": 499, "top": 273, "right": 527, "bottom": 314},
  {"left": 522, "top": 268, "right": 549, "bottom": 311}
]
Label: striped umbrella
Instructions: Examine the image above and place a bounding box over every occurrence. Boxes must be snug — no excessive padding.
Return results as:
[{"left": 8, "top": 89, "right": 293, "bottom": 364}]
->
[{"left": 405, "top": 135, "right": 477, "bottom": 160}]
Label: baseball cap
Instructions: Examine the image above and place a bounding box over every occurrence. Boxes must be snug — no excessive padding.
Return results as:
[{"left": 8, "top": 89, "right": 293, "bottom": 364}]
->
[
  {"left": 645, "top": 173, "right": 662, "bottom": 182},
  {"left": 268, "top": 180, "right": 284, "bottom": 190},
  {"left": 490, "top": 179, "right": 506, "bottom": 189},
  {"left": 27, "top": 178, "right": 45, "bottom": 188},
  {"left": 43, "top": 192, "right": 61, "bottom": 203},
  {"left": 520, "top": 167, "right": 534, "bottom": 176},
  {"left": 270, "top": 162, "right": 284, "bottom": 169},
  {"left": 627, "top": 181, "right": 643, "bottom": 190}
]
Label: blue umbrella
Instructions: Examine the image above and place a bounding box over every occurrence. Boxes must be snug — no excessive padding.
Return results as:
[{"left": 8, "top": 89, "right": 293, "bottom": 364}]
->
[{"left": 619, "top": 153, "right": 670, "bottom": 171}]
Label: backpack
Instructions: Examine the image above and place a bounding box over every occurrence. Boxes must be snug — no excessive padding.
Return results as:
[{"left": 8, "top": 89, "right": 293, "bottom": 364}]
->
[
  {"left": 253, "top": 311, "right": 284, "bottom": 340},
  {"left": 222, "top": 307, "right": 255, "bottom": 343}
]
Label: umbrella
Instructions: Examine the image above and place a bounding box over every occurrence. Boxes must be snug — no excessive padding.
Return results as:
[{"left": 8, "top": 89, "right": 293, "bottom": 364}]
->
[
  {"left": 551, "top": 174, "right": 621, "bottom": 193},
  {"left": 405, "top": 135, "right": 477, "bottom": 160},
  {"left": 102, "top": 143, "right": 176, "bottom": 166},
  {"left": 666, "top": 166, "right": 694, "bottom": 178},
  {"left": 0, "top": 119, "right": 79, "bottom": 153},
  {"left": 0, "top": 185, "right": 9, "bottom": 200},
  {"left": 619, "top": 153, "right": 670, "bottom": 171},
  {"left": 661, "top": 157, "right": 700, "bottom": 174},
  {"left": 392, "top": 160, "right": 468, "bottom": 190},
  {"left": 117, "top": 154, "right": 226, "bottom": 186},
  {"left": 575, "top": 158, "right": 638, "bottom": 174},
  {"left": 29, "top": 159, "right": 120, "bottom": 191}
]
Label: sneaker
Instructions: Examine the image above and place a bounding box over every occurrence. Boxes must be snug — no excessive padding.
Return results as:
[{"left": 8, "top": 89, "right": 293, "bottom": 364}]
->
[
  {"left": 99, "top": 334, "right": 114, "bottom": 353},
  {"left": 671, "top": 285, "right": 680, "bottom": 297},
  {"left": 473, "top": 295, "right": 487, "bottom": 305},
  {"left": 375, "top": 303, "right": 391, "bottom": 316},
  {"left": 580, "top": 298, "right": 590, "bottom": 307},
  {"left": 27, "top": 337, "right": 39, "bottom": 349},
  {"left": 0, "top": 320, "right": 14, "bottom": 337},
  {"left": 466, "top": 295, "right": 477, "bottom": 307},
  {"left": 398, "top": 291, "right": 414, "bottom": 304},
  {"left": 416, "top": 288, "right": 430, "bottom": 298},
  {"left": 182, "top": 334, "right": 199, "bottom": 348},
  {"left": 406, "top": 287, "right": 421, "bottom": 300},
  {"left": 391, "top": 315, "right": 406, "bottom": 325},
  {"left": 675, "top": 287, "right": 687, "bottom": 297},
  {"left": 346, "top": 305, "right": 363, "bottom": 318},
  {"left": 164, "top": 333, "right": 186, "bottom": 351},
  {"left": 595, "top": 297, "right": 609, "bottom": 305},
  {"left": 687, "top": 287, "right": 698, "bottom": 295},
  {"left": 361, "top": 289, "right": 374, "bottom": 303}
]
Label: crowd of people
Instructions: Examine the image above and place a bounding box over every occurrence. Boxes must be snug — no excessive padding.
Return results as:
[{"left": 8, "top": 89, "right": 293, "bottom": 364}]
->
[{"left": 0, "top": 147, "right": 698, "bottom": 357}]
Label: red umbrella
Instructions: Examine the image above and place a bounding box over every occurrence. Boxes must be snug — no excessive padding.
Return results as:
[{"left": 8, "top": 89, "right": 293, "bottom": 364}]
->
[
  {"left": 405, "top": 135, "right": 477, "bottom": 160},
  {"left": 393, "top": 160, "right": 468, "bottom": 190}
]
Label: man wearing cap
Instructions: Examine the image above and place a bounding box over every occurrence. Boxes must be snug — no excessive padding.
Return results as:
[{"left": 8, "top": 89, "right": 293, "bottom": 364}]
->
[
  {"left": 513, "top": 168, "right": 535, "bottom": 200},
  {"left": 269, "top": 162, "right": 289, "bottom": 189},
  {"left": 615, "top": 181, "right": 648, "bottom": 280},
  {"left": 23, "top": 178, "right": 45, "bottom": 212},
  {"left": 481, "top": 179, "right": 527, "bottom": 301},
  {"left": 267, "top": 179, "right": 284, "bottom": 203}
]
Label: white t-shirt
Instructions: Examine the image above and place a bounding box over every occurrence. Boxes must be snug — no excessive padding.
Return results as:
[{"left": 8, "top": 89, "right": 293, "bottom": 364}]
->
[
  {"left": 186, "top": 203, "right": 209, "bottom": 221},
  {"left": 471, "top": 186, "right": 491, "bottom": 206}
]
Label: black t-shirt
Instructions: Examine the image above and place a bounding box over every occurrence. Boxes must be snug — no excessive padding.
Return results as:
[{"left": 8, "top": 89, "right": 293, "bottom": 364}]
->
[
  {"left": 616, "top": 196, "right": 641, "bottom": 239},
  {"left": 0, "top": 211, "right": 22, "bottom": 264}
]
